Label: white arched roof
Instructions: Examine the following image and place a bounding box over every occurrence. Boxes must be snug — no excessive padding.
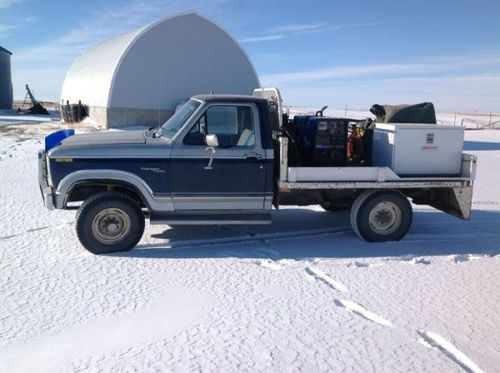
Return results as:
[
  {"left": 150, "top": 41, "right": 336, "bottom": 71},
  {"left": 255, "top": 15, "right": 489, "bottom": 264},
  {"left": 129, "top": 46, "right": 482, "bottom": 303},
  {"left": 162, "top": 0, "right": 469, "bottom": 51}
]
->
[{"left": 61, "top": 12, "right": 260, "bottom": 110}]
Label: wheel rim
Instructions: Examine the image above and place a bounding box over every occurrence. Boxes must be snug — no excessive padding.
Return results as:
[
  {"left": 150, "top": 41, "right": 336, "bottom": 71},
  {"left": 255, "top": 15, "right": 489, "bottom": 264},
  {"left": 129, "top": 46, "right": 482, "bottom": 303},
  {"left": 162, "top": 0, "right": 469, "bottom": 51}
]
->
[
  {"left": 368, "top": 201, "right": 402, "bottom": 235},
  {"left": 91, "top": 208, "right": 131, "bottom": 244}
]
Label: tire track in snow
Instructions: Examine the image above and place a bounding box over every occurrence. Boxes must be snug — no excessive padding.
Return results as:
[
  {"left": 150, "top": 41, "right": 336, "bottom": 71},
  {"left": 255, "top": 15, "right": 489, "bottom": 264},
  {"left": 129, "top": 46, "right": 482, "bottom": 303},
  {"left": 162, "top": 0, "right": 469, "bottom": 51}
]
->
[
  {"left": 417, "top": 331, "right": 485, "bottom": 373},
  {"left": 254, "top": 247, "right": 284, "bottom": 270},
  {"left": 1, "top": 221, "right": 73, "bottom": 240},
  {"left": 255, "top": 247, "right": 281, "bottom": 261},
  {"left": 305, "top": 266, "right": 348, "bottom": 293},
  {"left": 0, "top": 234, "right": 18, "bottom": 240},
  {"left": 349, "top": 260, "right": 385, "bottom": 268},
  {"left": 334, "top": 299, "right": 393, "bottom": 327},
  {"left": 256, "top": 259, "right": 282, "bottom": 270},
  {"left": 391, "top": 255, "right": 432, "bottom": 265},
  {"left": 27, "top": 226, "right": 50, "bottom": 232},
  {"left": 449, "top": 254, "right": 485, "bottom": 263}
]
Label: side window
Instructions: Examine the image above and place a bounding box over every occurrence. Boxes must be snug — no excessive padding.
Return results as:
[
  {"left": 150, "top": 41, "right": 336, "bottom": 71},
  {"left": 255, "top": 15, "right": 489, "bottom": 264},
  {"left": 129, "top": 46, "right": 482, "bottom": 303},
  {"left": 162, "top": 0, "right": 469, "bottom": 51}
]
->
[
  {"left": 184, "top": 105, "right": 255, "bottom": 147},
  {"left": 184, "top": 114, "right": 206, "bottom": 145}
]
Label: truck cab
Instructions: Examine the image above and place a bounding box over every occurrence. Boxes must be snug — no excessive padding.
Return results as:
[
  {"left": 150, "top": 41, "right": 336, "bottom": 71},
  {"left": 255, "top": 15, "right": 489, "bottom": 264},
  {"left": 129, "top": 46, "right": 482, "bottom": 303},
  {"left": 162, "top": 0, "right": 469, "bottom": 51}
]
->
[{"left": 164, "top": 95, "right": 274, "bottom": 214}]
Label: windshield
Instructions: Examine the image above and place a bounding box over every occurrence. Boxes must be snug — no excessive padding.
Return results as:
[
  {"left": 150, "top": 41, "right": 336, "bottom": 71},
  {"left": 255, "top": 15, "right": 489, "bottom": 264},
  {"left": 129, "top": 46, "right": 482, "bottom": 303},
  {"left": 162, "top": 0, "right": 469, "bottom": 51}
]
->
[{"left": 160, "top": 100, "right": 201, "bottom": 139}]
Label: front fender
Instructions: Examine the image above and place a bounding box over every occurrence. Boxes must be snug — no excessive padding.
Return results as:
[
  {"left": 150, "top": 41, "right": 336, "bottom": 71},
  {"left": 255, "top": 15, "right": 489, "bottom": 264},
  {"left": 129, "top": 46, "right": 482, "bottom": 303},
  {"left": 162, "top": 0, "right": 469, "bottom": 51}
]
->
[{"left": 55, "top": 169, "right": 174, "bottom": 212}]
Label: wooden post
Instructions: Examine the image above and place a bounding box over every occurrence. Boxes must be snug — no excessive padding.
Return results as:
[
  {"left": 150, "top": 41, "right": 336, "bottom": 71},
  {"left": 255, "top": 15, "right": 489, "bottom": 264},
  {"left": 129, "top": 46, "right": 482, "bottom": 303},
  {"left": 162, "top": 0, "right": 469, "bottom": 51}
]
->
[{"left": 66, "top": 100, "right": 70, "bottom": 123}]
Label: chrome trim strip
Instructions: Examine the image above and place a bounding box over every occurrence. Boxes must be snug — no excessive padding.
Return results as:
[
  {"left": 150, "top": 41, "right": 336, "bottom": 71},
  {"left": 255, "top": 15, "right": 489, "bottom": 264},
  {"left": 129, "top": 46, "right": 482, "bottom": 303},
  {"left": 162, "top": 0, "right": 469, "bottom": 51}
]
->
[
  {"left": 56, "top": 169, "right": 174, "bottom": 211},
  {"left": 48, "top": 155, "right": 273, "bottom": 160},
  {"left": 171, "top": 193, "right": 266, "bottom": 197},
  {"left": 48, "top": 155, "right": 172, "bottom": 159},
  {"left": 169, "top": 155, "right": 270, "bottom": 160},
  {"left": 47, "top": 154, "right": 272, "bottom": 161},
  {"left": 172, "top": 195, "right": 265, "bottom": 210},
  {"left": 150, "top": 219, "right": 271, "bottom": 225}
]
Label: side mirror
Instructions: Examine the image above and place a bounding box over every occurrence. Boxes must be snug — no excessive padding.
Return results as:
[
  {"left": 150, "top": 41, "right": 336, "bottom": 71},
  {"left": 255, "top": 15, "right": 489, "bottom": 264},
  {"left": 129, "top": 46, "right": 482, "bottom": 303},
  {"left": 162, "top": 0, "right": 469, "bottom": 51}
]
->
[{"left": 205, "top": 134, "right": 219, "bottom": 147}]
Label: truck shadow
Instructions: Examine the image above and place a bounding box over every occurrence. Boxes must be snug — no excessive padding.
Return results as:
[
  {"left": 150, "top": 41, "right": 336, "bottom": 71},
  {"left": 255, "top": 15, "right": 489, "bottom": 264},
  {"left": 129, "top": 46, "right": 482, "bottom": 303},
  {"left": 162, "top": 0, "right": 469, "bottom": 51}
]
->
[
  {"left": 463, "top": 140, "right": 500, "bottom": 151},
  {"left": 109, "top": 208, "right": 500, "bottom": 260}
]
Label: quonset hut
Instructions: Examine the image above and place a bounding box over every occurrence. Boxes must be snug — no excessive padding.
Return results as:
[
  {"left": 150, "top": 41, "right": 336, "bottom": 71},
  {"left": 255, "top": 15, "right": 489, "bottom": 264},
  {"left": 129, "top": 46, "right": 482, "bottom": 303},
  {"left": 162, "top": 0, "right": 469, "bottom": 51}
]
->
[
  {"left": 61, "top": 12, "right": 260, "bottom": 128},
  {"left": 0, "top": 46, "right": 13, "bottom": 110}
]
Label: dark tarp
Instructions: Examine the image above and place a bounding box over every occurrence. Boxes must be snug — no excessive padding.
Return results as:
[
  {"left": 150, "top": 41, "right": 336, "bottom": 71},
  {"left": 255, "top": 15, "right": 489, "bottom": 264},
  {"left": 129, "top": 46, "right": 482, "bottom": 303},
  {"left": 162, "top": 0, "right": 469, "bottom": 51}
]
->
[
  {"left": 27, "top": 103, "right": 49, "bottom": 115},
  {"left": 370, "top": 102, "right": 437, "bottom": 124}
]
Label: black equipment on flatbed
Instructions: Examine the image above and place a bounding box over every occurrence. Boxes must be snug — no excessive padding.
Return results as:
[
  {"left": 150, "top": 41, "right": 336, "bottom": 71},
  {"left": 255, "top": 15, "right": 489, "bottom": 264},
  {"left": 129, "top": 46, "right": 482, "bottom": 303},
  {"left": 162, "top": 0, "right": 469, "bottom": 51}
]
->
[
  {"left": 293, "top": 115, "right": 348, "bottom": 166},
  {"left": 285, "top": 114, "right": 374, "bottom": 167}
]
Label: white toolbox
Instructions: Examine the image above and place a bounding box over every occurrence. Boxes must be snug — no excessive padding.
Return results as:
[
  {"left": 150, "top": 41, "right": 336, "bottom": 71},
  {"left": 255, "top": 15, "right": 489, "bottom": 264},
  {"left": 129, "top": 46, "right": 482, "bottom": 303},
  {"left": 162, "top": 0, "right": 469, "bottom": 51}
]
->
[{"left": 372, "top": 123, "right": 464, "bottom": 176}]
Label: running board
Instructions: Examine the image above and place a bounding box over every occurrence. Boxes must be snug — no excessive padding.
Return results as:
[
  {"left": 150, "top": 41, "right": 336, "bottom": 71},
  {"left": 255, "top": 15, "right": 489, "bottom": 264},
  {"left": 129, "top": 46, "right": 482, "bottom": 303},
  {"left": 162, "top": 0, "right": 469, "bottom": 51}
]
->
[{"left": 149, "top": 211, "right": 272, "bottom": 225}]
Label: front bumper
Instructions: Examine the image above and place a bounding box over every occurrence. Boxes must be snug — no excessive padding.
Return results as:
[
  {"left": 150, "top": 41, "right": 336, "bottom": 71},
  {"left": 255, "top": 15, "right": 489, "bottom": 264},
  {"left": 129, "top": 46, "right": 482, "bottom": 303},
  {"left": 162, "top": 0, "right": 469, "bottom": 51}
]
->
[{"left": 38, "top": 150, "right": 55, "bottom": 210}]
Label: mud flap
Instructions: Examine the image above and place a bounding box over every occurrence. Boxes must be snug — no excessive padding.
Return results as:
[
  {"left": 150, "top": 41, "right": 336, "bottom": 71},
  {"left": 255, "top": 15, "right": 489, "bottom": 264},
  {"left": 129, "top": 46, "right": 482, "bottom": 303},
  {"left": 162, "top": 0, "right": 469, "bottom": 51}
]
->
[{"left": 424, "top": 186, "right": 473, "bottom": 220}]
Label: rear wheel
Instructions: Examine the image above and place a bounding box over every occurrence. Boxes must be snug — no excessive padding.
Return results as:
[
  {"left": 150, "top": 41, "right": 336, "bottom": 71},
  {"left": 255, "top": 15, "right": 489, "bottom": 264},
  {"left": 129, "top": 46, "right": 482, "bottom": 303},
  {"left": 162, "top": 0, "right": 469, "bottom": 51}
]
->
[
  {"left": 350, "top": 190, "right": 412, "bottom": 242},
  {"left": 76, "top": 192, "right": 145, "bottom": 254}
]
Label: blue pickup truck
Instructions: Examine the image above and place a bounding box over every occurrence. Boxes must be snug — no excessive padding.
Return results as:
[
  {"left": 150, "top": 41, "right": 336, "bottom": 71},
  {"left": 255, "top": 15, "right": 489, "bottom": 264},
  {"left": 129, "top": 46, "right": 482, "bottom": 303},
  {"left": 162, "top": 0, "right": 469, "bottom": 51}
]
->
[{"left": 38, "top": 89, "right": 476, "bottom": 254}]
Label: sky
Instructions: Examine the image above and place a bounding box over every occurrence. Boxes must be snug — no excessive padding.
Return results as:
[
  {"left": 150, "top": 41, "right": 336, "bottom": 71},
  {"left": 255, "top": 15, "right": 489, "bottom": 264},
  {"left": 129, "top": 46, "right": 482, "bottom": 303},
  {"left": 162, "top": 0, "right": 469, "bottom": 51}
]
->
[{"left": 0, "top": 0, "right": 499, "bottom": 112}]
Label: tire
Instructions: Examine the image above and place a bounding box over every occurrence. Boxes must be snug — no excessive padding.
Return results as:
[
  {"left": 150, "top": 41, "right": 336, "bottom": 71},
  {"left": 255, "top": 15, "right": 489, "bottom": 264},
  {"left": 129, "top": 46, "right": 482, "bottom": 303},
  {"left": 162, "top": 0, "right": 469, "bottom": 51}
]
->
[
  {"left": 76, "top": 192, "right": 145, "bottom": 254},
  {"left": 350, "top": 190, "right": 412, "bottom": 242}
]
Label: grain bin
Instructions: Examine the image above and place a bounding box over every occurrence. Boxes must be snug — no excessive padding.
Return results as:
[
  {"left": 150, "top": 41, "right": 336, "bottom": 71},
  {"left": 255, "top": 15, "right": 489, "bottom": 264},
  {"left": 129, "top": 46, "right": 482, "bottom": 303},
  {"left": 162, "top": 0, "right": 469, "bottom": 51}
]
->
[{"left": 0, "top": 46, "right": 13, "bottom": 110}]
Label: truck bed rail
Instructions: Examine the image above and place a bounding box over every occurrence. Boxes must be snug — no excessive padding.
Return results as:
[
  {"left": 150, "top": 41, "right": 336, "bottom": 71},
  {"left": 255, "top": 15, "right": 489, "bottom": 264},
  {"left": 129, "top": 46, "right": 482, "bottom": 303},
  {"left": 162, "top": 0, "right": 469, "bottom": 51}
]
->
[{"left": 278, "top": 137, "right": 476, "bottom": 190}]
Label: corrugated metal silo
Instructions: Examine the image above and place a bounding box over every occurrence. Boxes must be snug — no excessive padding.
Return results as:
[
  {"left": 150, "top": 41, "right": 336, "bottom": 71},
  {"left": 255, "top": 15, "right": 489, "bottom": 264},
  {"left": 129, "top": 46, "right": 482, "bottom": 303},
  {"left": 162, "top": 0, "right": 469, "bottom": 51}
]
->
[{"left": 0, "top": 46, "right": 13, "bottom": 110}]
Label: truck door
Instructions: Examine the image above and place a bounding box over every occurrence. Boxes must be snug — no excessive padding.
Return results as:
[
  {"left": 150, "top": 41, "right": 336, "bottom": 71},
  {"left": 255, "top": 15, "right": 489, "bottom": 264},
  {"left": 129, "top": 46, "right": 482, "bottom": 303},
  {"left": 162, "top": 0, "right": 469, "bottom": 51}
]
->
[{"left": 169, "top": 103, "right": 268, "bottom": 210}]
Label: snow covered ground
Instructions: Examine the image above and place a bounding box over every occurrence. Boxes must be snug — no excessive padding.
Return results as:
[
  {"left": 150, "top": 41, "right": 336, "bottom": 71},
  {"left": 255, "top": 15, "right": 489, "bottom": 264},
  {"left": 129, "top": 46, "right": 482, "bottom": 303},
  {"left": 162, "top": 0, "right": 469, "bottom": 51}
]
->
[
  {"left": 0, "top": 110, "right": 59, "bottom": 126},
  {"left": 0, "top": 120, "right": 499, "bottom": 372}
]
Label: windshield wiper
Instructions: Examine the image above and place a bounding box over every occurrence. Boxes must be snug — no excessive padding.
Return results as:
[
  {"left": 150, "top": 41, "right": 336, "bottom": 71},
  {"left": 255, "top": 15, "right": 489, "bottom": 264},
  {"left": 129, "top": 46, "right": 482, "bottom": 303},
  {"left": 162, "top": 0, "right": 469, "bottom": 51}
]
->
[
  {"left": 152, "top": 128, "right": 162, "bottom": 138},
  {"left": 146, "top": 125, "right": 162, "bottom": 138}
]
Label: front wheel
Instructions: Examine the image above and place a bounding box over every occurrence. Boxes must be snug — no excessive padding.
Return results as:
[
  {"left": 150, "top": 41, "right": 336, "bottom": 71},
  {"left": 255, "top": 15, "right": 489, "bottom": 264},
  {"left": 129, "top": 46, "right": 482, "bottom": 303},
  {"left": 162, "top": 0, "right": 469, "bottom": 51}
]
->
[
  {"left": 350, "top": 190, "right": 412, "bottom": 242},
  {"left": 76, "top": 192, "right": 145, "bottom": 254}
]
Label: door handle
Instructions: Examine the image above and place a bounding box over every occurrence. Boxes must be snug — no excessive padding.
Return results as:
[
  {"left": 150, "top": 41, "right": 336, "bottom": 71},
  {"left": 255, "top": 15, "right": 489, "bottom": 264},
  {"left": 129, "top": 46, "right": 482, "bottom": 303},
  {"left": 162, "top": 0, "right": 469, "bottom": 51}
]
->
[
  {"left": 204, "top": 146, "right": 216, "bottom": 170},
  {"left": 244, "top": 152, "right": 264, "bottom": 160}
]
